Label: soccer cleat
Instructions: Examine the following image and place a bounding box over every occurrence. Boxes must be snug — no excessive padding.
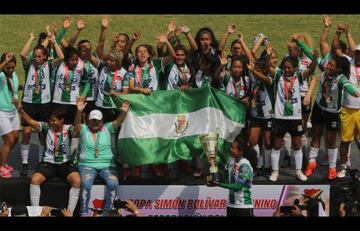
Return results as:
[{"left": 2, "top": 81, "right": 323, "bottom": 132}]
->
[
  {"left": 269, "top": 171, "right": 279, "bottom": 182},
  {"left": 304, "top": 161, "right": 317, "bottom": 177},
  {"left": 296, "top": 171, "right": 308, "bottom": 181},
  {"left": 327, "top": 168, "right": 337, "bottom": 180},
  {"left": 337, "top": 168, "right": 347, "bottom": 178}
]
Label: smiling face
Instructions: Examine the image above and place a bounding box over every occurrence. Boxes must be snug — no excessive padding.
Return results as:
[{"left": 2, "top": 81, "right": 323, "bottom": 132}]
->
[
  {"left": 231, "top": 42, "right": 244, "bottom": 57},
  {"left": 115, "top": 34, "right": 128, "bottom": 51},
  {"left": 49, "top": 116, "right": 64, "bottom": 132},
  {"left": 136, "top": 46, "right": 151, "bottom": 65},
  {"left": 283, "top": 61, "right": 296, "bottom": 77},
  {"left": 231, "top": 60, "right": 244, "bottom": 78},
  {"left": 66, "top": 54, "right": 79, "bottom": 70},
  {"left": 287, "top": 41, "right": 301, "bottom": 58},
  {"left": 78, "top": 42, "right": 91, "bottom": 60},
  {"left": 175, "top": 49, "right": 186, "bottom": 66}
]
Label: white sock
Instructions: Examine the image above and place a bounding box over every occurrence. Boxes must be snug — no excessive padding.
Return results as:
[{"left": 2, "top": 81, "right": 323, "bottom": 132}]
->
[
  {"left": 328, "top": 148, "right": 338, "bottom": 169},
  {"left": 309, "top": 146, "right": 319, "bottom": 162},
  {"left": 30, "top": 184, "right": 41, "bottom": 206},
  {"left": 21, "top": 144, "right": 30, "bottom": 164},
  {"left": 283, "top": 133, "right": 291, "bottom": 156},
  {"left": 347, "top": 145, "right": 351, "bottom": 166},
  {"left": 294, "top": 149, "right": 303, "bottom": 170},
  {"left": 271, "top": 149, "right": 281, "bottom": 171},
  {"left": 253, "top": 145, "right": 262, "bottom": 168},
  {"left": 68, "top": 187, "right": 80, "bottom": 212},
  {"left": 264, "top": 149, "right": 272, "bottom": 168},
  {"left": 38, "top": 145, "right": 44, "bottom": 163}
]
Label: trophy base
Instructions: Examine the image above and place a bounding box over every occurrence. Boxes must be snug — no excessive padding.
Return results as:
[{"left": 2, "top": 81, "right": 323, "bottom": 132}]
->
[{"left": 206, "top": 172, "right": 222, "bottom": 187}]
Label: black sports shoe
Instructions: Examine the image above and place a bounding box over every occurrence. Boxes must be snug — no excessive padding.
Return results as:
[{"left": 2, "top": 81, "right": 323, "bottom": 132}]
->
[{"left": 20, "top": 164, "right": 28, "bottom": 176}]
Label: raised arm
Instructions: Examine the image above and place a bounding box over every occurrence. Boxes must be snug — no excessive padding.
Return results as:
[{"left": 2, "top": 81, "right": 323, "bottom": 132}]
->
[
  {"left": 265, "top": 46, "right": 276, "bottom": 77},
  {"left": 214, "top": 51, "right": 227, "bottom": 81},
  {"left": 320, "top": 15, "right": 331, "bottom": 57},
  {"left": 74, "top": 97, "right": 87, "bottom": 137},
  {"left": 247, "top": 60, "right": 272, "bottom": 85},
  {"left": 302, "top": 50, "right": 319, "bottom": 79},
  {"left": 218, "top": 24, "right": 236, "bottom": 52},
  {"left": 112, "top": 100, "right": 130, "bottom": 130},
  {"left": 332, "top": 24, "right": 345, "bottom": 56},
  {"left": 238, "top": 33, "right": 255, "bottom": 64},
  {"left": 180, "top": 25, "right": 197, "bottom": 51},
  {"left": 252, "top": 34, "right": 265, "bottom": 58},
  {"left": 344, "top": 24, "right": 356, "bottom": 52},
  {"left": 155, "top": 33, "right": 175, "bottom": 66},
  {"left": 48, "top": 34, "right": 64, "bottom": 67},
  {"left": 158, "top": 21, "right": 176, "bottom": 54},
  {"left": 96, "top": 15, "right": 109, "bottom": 59},
  {"left": 122, "top": 31, "right": 141, "bottom": 59},
  {"left": 68, "top": 18, "right": 86, "bottom": 47},
  {"left": 20, "top": 32, "right": 36, "bottom": 66}
]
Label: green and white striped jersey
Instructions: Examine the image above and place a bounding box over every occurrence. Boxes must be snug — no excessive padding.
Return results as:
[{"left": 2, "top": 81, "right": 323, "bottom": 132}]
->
[
  {"left": 273, "top": 68, "right": 303, "bottom": 120},
  {"left": 195, "top": 70, "right": 212, "bottom": 88},
  {"left": 127, "top": 58, "right": 164, "bottom": 92},
  {"left": 298, "top": 55, "right": 312, "bottom": 97},
  {"left": 219, "top": 71, "right": 250, "bottom": 100},
  {"left": 342, "top": 58, "right": 360, "bottom": 109},
  {"left": 83, "top": 60, "right": 99, "bottom": 101},
  {"left": 52, "top": 60, "right": 89, "bottom": 105},
  {"left": 40, "top": 122, "right": 73, "bottom": 164},
  {"left": 163, "top": 62, "right": 191, "bottom": 90},
  {"left": 23, "top": 60, "right": 54, "bottom": 104},
  {"left": 315, "top": 73, "right": 357, "bottom": 113},
  {"left": 0, "top": 72, "right": 18, "bottom": 112},
  {"left": 250, "top": 75, "right": 274, "bottom": 119},
  {"left": 95, "top": 66, "right": 128, "bottom": 109},
  {"left": 222, "top": 157, "right": 253, "bottom": 208}
]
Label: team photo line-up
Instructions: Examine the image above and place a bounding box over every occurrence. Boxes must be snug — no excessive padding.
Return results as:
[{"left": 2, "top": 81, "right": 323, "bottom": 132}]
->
[{"left": 0, "top": 15, "right": 360, "bottom": 216}]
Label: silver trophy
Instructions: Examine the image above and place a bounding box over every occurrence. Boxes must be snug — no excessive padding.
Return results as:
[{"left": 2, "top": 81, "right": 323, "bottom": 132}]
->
[{"left": 199, "top": 129, "right": 222, "bottom": 186}]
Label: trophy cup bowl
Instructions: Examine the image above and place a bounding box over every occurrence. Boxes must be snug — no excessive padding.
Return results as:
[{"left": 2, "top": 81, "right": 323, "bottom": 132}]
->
[{"left": 199, "top": 130, "right": 222, "bottom": 186}]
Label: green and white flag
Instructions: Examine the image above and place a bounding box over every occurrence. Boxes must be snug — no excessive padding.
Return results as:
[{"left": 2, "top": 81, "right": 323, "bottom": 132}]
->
[{"left": 112, "top": 87, "right": 246, "bottom": 165}]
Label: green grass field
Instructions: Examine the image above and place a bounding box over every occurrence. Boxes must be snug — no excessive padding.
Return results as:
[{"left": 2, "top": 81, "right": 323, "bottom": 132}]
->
[{"left": 1, "top": 14, "right": 360, "bottom": 83}]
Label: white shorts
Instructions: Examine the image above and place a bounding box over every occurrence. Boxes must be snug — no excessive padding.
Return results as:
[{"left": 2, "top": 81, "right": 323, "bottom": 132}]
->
[{"left": 0, "top": 111, "right": 20, "bottom": 136}]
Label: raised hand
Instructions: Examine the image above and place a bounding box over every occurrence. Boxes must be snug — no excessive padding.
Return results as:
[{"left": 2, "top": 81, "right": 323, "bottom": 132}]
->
[
  {"left": 291, "top": 33, "right": 299, "bottom": 42},
  {"left": 344, "top": 23, "right": 349, "bottom": 34},
  {"left": 5, "top": 52, "right": 14, "bottom": 63},
  {"left": 45, "top": 25, "right": 51, "bottom": 36},
  {"left": 76, "top": 96, "right": 87, "bottom": 111},
  {"left": 112, "top": 33, "right": 120, "bottom": 42},
  {"left": 47, "top": 34, "right": 56, "bottom": 43},
  {"left": 218, "top": 51, "right": 228, "bottom": 66},
  {"left": 227, "top": 24, "right": 236, "bottom": 34},
  {"left": 132, "top": 31, "right": 141, "bottom": 40},
  {"left": 337, "top": 24, "right": 346, "bottom": 33},
  {"left": 168, "top": 20, "right": 176, "bottom": 32},
  {"left": 76, "top": 17, "right": 86, "bottom": 30},
  {"left": 63, "top": 16, "right": 72, "bottom": 29},
  {"left": 51, "top": 23, "right": 59, "bottom": 34},
  {"left": 247, "top": 60, "right": 255, "bottom": 72},
  {"left": 101, "top": 15, "right": 109, "bottom": 29},
  {"left": 120, "top": 100, "right": 130, "bottom": 112},
  {"left": 179, "top": 25, "right": 190, "bottom": 34},
  {"left": 174, "top": 27, "right": 182, "bottom": 37},
  {"left": 323, "top": 15, "right": 331, "bottom": 27},
  {"left": 29, "top": 32, "right": 36, "bottom": 40},
  {"left": 155, "top": 33, "right": 168, "bottom": 43},
  {"left": 237, "top": 33, "right": 243, "bottom": 41}
]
